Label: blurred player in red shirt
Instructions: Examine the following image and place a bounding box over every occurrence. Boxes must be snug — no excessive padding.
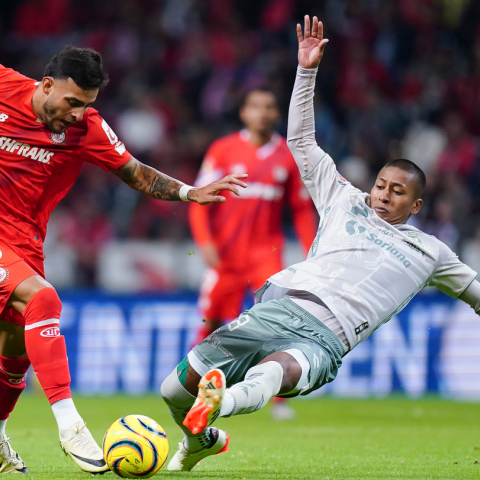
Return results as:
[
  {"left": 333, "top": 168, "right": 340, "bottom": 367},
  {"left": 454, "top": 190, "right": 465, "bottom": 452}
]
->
[
  {"left": 0, "top": 46, "right": 246, "bottom": 474},
  {"left": 189, "top": 88, "right": 316, "bottom": 419}
]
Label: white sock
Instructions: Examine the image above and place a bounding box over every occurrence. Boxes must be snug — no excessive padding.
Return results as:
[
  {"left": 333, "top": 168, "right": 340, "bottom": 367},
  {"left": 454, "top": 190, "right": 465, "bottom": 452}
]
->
[
  {"left": 0, "top": 419, "right": 7, "bottom": 436},
  {"left": 219, "top": 391, "right": 235, "bottom": 417},
  {"left": 52, "top": 398, "right": 83, "bottom": 431},
  {"left": 220, "top": 361, "right": 283, "bottom": 417}
]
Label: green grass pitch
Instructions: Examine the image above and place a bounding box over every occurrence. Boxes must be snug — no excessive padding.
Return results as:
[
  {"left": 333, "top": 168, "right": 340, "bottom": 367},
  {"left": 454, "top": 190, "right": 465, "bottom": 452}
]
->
[{"left": 7, "top": 394, "right": 480, "bottom": 479}]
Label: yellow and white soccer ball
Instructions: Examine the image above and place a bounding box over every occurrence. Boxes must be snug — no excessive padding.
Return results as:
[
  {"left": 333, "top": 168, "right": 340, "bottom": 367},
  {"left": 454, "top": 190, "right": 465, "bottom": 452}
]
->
[{"left": 103, "top": 415, "right": 169, "bottom": 478}]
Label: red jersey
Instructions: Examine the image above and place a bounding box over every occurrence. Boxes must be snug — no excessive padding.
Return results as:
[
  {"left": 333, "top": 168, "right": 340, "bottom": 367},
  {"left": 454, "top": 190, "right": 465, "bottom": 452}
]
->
[
  {"left": 189, "top": 130, "right": 316, "bottom": 269},
  {"left": 0, "top": 65, "right": 131, "bottom": 272}
]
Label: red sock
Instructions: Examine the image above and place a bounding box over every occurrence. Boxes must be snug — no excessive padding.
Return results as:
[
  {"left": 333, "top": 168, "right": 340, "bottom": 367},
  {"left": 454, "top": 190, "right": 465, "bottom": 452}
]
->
[
  {"left": 23, "top": 288, "right": 71, "bottom": 405},
  {"left": 273, "top": 397, "right": 287, "bottom": 403},
  {"left": 0, "top": 355, "right": 30, "bottom": 420}
]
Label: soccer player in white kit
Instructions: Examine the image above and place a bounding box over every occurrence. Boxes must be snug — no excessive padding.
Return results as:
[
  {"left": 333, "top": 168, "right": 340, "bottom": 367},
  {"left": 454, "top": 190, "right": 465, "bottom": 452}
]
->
[{"left": 161, "top": 16, "right": 480, "bottom": 471}]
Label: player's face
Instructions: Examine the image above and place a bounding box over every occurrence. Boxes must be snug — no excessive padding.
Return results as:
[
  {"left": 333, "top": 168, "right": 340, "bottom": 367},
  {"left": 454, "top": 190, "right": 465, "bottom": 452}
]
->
[
  {"left": 239, "top": 91, "right": 280, "bottom": 135},
  {"left": 369, "top": 167, "right": 423, "bottom": 225},
  {"left": 40, "top": 77, "right": 98, "bottom": 133}
]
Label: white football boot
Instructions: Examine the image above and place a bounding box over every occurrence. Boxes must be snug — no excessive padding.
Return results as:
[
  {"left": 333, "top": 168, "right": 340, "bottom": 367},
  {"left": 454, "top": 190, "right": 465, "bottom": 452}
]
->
[
  {"left": 183, "top": 368, "right": 226, "bottom": 435},
  {"left": 0, "top": 434, "right": 28, "bottom": 474},
  {"left": 59, "top": 421, "right": 109, "bottom": 473},
  {"left": 167, "top": 427, "right": 230, "bottom": 471}
]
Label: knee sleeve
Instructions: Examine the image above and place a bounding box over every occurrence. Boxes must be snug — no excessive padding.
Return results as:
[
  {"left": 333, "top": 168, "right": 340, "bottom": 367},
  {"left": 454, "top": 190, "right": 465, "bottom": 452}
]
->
[
  {"left": 161, "top": 369, "right": 195, "bottom": 409},
  {"left": 24, "top": 287, "right": 62, "bottom": 329},
  {"left": 161, "top": 369, "right": 196, "bottom": 436}
]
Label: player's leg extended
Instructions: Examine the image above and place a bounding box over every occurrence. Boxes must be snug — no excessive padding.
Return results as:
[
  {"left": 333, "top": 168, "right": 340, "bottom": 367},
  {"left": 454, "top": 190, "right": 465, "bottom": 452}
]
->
[
  {"left": 161, "top": 359, "right": 230, "bottom": 471},
  {"left": 184, "top": 351, "right": 303, "bottom": 433},
  {"left": 183, "top": 297, "right": 344, "bottom": 430},
  {"left": 0, "top": 318, "right": 30, "bottom": 473},
  {"left": 162, "top": 351, "right": 304, "bottom": 472},
  {"left": 8, "top": 276, "right": 108, "bottom": 473}
]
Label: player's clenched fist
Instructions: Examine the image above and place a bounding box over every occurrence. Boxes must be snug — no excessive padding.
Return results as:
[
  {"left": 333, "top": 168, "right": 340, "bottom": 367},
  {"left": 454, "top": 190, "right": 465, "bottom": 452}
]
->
[
  {"left": 297, "top": 15, "right": 329, "bottom": 69},
  {"left": 188, "top": 173, "right": 248, "bottom": 205}
]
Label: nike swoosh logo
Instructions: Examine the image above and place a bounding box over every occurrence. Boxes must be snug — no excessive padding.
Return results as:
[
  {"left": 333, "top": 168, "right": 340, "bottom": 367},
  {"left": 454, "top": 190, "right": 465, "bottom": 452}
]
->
[{"left": 69, "top": 452, "right": 107, "bottom": 468}]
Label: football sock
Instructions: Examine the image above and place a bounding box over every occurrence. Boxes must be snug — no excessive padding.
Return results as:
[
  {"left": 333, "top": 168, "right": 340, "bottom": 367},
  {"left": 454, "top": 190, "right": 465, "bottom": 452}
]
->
[
  {"left": 52, "top": 398, "right": 83, "bottom": 430},
  {"left": 161, "top": 369, "right": 210, "bottom": 452},
  {"left": 23, "top": 288, "right": 72, "bottom": 404},
  {"left": 0, "top": 355, "right": 30, "bottom": 421},
  {"left": 220, "top": 361, "right": 283, "bottom": 417},
  {"left": 0, "top": 419, "right": 6, "bottom": 435}
]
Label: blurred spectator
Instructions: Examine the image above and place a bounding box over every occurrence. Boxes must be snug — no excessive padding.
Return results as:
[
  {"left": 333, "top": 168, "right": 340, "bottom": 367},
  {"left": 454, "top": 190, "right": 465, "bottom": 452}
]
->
[
  {"left": 424, "top": 197, "right": 460, "bottom": 252},
  {"left": 435, "top": 111, "right": 479, "bottom": 177},
  {"left": 117, "top": 93, "right": 167, "bottom": 154},
  {"left": 56, "top": 198, "right": 115, "bottom": 286},
  {"left": 401, "top": 121, "right": 447, "bottom": 173}
]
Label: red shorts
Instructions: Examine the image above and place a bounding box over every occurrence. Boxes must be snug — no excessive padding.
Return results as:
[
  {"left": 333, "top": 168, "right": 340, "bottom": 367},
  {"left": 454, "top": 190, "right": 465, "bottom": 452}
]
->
[
  {"left": 198, "top": 260, "right": 282, "bottom": 321},
  {"left": 0, "top": 241, "right": 43, "bottom": 327}
]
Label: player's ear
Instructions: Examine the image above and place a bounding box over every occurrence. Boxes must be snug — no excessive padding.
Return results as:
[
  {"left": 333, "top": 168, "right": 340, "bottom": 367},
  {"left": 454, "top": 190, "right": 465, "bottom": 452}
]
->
[
  {"left": 410, "top": 198, "right": 423, "bottom": 216},
  {"left": 42, "top": 77, "right": 54, "bottom": 95},
  {"left": 239, "top": 107, "right": 246, "bottom": 124}
]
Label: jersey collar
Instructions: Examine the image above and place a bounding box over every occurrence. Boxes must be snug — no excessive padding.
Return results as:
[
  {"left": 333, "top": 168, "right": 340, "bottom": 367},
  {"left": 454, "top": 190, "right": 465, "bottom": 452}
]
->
[{"left": 239, "top": 129, "right": 281, "bottom": 160}]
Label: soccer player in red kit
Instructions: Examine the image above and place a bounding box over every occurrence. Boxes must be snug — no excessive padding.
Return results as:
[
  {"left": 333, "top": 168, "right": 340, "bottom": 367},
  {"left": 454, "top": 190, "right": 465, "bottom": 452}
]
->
[
  {"left": 0, "top": 46, "right": 246, "bottom": 474},
  {"left": 189, "top": 88, "right": 317, "bottom": 419}
]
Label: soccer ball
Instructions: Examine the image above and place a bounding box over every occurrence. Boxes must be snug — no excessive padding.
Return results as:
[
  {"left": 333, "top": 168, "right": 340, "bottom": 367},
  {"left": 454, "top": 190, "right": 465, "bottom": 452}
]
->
[{"left": 103, "top": 415, "right": 169, "bottom": 478}]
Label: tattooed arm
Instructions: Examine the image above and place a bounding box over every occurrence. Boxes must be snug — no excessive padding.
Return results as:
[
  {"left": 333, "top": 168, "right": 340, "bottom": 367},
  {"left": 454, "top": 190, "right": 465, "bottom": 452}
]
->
[{"left": 112, "top": 157, "right": 247, "bottom": 204}]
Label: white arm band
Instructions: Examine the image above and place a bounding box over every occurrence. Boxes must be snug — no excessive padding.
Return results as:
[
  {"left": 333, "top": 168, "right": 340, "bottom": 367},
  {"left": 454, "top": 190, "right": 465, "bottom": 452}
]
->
[
  {"left": 459, "top": 279, "right": 480, "bottom": 314},
  {"left": 179, "top": 185, "right": 196, "bottom": 202}
]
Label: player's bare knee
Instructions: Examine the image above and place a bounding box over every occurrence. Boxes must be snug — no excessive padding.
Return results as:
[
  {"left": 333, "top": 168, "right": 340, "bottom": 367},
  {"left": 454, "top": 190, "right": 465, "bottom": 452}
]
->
[{"left": 279, "top": 359, "right": 302, "bottom": 394}]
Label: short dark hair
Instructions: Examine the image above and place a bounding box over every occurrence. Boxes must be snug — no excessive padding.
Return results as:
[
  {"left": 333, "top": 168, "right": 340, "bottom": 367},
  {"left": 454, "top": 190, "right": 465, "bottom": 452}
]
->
[
  {"left": 44, "top": 45, "right": 109, "bottom": 90},
  {"left": 383, "top": 158, "right": 426, "bottom": 198},
  {"left": 240, "top": 86, "right": 278, "bottom": 108}
]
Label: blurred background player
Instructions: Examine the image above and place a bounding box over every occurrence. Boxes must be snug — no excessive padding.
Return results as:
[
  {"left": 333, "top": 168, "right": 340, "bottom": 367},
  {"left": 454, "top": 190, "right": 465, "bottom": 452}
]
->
[{"left": 189, "top": 87, "right": 317, "bottom": 420}]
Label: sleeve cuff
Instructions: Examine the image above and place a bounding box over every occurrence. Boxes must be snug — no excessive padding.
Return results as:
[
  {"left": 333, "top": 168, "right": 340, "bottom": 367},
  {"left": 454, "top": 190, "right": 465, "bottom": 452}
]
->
[{"left": 297, "top": 65, "right": 319, "bottom": 75}]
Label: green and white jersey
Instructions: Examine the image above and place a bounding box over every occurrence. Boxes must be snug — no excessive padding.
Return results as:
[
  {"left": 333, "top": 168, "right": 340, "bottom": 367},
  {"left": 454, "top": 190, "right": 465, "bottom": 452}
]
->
[{"left": 267, "top": 67, "right": 477, "bottom": 350}]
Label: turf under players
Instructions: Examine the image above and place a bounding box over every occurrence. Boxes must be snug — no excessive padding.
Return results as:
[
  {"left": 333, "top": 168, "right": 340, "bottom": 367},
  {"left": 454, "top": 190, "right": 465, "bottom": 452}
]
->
[
  {"left": 161, "top": 16, "right": 480, "bottom": 471},
  {"left": 0, "top": 47, "right": 246, "bottom": 474},
  {"left": 189, "top": 87, "right": 317, "bottom": 420}
]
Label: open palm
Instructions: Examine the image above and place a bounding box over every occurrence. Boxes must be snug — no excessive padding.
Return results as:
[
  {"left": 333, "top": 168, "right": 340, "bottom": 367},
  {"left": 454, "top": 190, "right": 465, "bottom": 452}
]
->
[{"left": 297, "top": 16, "right": 329, "bottom": 69}]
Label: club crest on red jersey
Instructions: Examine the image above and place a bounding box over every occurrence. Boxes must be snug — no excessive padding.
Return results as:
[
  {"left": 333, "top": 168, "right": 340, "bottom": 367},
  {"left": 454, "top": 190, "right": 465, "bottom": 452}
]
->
[
  {"left": 0, "top": 267, "right": 9, "bottom": 284},
  {"left": 50, "top": 132, "right": 66, "bottom": 145}
]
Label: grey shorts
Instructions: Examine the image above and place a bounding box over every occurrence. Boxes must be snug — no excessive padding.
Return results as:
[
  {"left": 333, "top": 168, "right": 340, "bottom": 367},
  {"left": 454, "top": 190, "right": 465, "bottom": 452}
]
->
[{"left": 190, "top": 297, "right": 345, "bottom": 397}]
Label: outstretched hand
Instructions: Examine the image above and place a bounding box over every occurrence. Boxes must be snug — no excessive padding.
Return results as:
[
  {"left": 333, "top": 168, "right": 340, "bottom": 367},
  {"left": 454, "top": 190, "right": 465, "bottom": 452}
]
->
[
  {"left": 297, "top": 15, "right": 329, "bottom": 69},
  {"left": 188, "top": 173, "right": 248, "bottom": 205}
]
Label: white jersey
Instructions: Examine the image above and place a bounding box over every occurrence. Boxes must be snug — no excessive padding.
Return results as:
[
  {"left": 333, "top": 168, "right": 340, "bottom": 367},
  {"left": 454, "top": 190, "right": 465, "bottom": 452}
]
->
[{"left": 267, "top": 66, "right": 477, "bottom": 350}]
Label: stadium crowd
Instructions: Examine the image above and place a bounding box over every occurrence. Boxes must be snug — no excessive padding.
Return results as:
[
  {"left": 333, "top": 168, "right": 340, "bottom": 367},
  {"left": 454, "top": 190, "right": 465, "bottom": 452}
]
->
[{"left": 1, "top": 0, "right": 480, "bottom": 285}]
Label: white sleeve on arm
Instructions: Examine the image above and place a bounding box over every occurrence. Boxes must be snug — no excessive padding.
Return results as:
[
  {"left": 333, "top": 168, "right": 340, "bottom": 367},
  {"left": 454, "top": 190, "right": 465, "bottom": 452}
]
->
[
  {"left": 429, "top": 241, "right": 477, "bottom": 298},
  {"left": 287, "top": 66, "right": 357, "bottom": 212},
  {"left": 459, "top": 279, "right": 480, "bottom": 314}
]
